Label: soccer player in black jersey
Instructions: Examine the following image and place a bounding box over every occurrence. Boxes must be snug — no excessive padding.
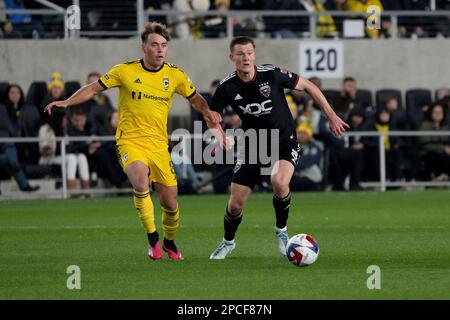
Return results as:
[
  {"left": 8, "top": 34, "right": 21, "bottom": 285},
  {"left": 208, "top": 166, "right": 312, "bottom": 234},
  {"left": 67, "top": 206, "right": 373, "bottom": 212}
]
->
[{"left": 208, "top": 36, "right": 348, "bottom": 259}]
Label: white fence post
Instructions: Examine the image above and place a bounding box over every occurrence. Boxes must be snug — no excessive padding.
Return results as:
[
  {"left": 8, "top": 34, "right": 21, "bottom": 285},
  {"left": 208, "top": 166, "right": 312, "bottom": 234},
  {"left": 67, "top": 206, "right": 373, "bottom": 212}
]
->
[
  {"left": 378, "top": 135, "right": 386, "bottom": 192},
  {"left": 61, "top": 138, "right": 68, "bottom": 199}
]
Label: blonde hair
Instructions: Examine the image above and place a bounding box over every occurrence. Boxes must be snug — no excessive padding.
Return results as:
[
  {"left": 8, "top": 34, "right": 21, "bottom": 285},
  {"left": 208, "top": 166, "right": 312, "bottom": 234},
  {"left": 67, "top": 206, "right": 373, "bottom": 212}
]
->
[{"left": 141, "top": 21, "right": 171, "bottom": 43}]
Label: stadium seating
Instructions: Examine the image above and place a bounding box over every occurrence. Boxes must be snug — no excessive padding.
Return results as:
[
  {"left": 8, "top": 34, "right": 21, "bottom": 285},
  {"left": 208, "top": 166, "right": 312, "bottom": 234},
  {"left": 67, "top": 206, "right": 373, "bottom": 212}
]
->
[
  {"left": 375, "top": 89, "right": 403, "bottom": 109},
  {"left": 0, "top": 82, "right": 9, "bottom": 104},
  {"left": 26, "top": 81, "right": 48, "bottom": 110},
  {"left": 405, "top": 89, "right": 432, "bottom": 125},
  {"left": 64, "top": 81, "right": 82, "bottom": 98},
  {"left": 355, "top": 89, "right": 373, "bottom": 109}
]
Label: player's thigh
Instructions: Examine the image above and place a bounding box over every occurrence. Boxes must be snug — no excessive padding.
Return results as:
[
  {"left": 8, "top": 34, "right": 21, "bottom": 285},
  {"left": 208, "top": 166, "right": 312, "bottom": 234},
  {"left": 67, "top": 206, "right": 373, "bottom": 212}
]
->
[
  {"left": 117, "top": 143, "right": 151, "bottom": 191},
  {"left": 125, "top": 161, "right": 151, "bottom": 192},
  {"left": 271, "top": 159, "right": 295, "bottom": 187},
  {"left": 148, "top": 149, "right": 178, "bottom": 188},
  {"left": 153, "top": 182, "right": 178, "bottom": 211},
  {"left": 228, "top": 182, "right": 252, "bottom": 213}
]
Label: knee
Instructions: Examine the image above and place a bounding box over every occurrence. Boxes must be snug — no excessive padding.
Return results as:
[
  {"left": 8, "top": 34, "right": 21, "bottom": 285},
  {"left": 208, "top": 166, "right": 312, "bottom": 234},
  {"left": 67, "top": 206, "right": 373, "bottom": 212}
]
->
[
  {"left": 133, "top": 177, "right": 150, "bottom": 193},
  {"left": 161, "top": 199, "right": 178, "bottom": 212},
  {"left": 271, "top": 175, "right": 289, "bottom": 195},
  {"left": 228, "top": 198, "right": 245, "bottom": 215}
]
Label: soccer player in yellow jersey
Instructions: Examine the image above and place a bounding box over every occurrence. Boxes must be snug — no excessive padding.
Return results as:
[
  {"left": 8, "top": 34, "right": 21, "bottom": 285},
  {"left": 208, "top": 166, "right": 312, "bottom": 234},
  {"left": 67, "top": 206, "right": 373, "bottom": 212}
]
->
[{"left": 44, "top": 22, "right": 222, "bottom": 261}]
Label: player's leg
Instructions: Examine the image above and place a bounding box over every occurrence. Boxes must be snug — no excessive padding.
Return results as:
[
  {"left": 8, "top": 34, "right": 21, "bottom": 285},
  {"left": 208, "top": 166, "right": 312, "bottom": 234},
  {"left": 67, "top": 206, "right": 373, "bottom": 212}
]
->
[
  {"left": 153, "top": 182, "right": 183, "bottom": 260},
  {"left": 150, "top": 150, "right": 183, "bottom": 260},
  {"left": 125, "top": 159, "right": 161, "bottom": 260},
  {"left": 271, "top": 159, "right": 296, "bottom": 256},
  {"left": 210, "top": 182, "right": 252, "bottom": 260}
]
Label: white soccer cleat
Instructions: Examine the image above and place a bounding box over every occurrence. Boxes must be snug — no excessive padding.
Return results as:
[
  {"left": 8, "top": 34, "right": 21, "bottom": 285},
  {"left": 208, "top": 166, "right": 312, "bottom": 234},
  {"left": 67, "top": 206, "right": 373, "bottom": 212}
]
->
[
  {"left": 209, "top": 239, "right": 236, "bottom": 260},
  {"left": 275, "top": 226, "right": 289, "bottom": 256}
]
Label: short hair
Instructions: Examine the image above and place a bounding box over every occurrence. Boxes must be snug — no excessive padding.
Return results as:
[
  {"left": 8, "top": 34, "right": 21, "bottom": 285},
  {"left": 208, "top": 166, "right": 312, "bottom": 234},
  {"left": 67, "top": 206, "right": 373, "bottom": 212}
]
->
[
  {"left": 343, "top": 77, "right": 356, "bottom": 83},
  {"left": 141, "top": 21, "right": 171, "bottom": 43},
  {"left": 229, "top": 36, "right": 255, "bottom": 53},
  {"left": 87, "top": 72, "right": 101, "bottom": 79}
]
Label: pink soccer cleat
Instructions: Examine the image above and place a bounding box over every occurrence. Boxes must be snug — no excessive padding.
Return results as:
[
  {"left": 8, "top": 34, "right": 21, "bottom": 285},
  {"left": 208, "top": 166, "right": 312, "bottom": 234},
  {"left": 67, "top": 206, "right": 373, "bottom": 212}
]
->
[
  {"left": 163, "top": 245, "right": 184, "bottom": 261},
  {"left": 148, "top": 241, "right": 163, "bottom": 260}
]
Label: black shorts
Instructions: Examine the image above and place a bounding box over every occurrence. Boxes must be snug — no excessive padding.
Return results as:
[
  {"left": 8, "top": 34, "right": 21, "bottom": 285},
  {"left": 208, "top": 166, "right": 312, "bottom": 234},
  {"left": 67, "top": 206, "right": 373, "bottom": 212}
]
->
[{"left": 231, "top": 140, "right": 301, "bottom": 189}]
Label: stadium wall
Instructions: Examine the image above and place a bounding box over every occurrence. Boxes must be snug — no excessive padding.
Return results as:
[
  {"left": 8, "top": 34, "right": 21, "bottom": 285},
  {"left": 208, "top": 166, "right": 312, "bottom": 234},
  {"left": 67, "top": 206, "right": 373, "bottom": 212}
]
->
[{"left": 1, "top": 39, "right": 449, "bottom": 116}]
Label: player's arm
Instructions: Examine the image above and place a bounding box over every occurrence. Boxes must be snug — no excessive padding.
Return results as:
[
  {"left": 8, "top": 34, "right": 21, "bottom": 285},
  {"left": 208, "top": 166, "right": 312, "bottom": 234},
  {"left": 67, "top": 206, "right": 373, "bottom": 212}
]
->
[
  {"left": 188, "top": 92, "right": 222, "bottom": 125},
  {"left": 44, "top": 81, "right": 104, "bottom": 115},
  {"left": 188, "top": 92, "right": 232, "bottom": 150},
  {"left": 294, "top": 77, "right": 349, "bottom": 136}
]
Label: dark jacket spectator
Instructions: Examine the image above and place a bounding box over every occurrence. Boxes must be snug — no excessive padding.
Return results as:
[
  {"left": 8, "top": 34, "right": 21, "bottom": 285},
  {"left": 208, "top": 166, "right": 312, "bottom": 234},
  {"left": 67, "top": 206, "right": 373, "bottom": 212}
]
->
[
  {"left": 4, "top": 84, "right": 42, "bottom": 164},
  {"left": 363, "top": 107, "right": 400, "bottom": 182},
  {"left": 419, "top": 103, "right": 450, "bottom": 180}
]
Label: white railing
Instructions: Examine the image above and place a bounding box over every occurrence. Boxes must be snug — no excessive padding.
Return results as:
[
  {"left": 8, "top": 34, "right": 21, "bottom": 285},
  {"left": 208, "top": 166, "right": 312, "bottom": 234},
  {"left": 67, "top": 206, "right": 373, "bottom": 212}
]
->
[
  {"left": 1, "top": 6, "right": 449, "bottom": 39},
  {"left": 1, "top": 130, "right": 449, "bottom": 199}
]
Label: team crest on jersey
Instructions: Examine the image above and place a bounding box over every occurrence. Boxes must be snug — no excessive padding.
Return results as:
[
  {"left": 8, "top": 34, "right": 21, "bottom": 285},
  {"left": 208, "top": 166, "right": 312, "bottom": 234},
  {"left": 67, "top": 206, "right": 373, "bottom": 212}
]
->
[
  {"left": 259, "top": 83, "right": 271, "bottom": 98},
  {"left": 163, "top": 77, "right": 169, "bottom": 90}
]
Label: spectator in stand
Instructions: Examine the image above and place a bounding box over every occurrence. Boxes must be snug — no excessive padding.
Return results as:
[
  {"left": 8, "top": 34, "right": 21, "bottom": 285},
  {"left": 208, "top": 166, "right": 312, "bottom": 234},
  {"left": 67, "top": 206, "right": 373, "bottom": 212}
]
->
[
  {"left": 333, "top": 77, "right": 361, "bottom": 120},
  {"left": 300, "top": 0, "right": 337, "bottom": 38},
  {"left": 170, "top": 0, "right": 210, "bottom": 39},
  {"left": 419, "top": 103, "right": 450, "bottom": 181},
  {"left": 144, "top": 0, "right": 173, "bottom": 26},
  {"left": 327, "top": 107, "right": 365, "bottom": 191},
  {"left": 385, "top": 96, "right": 420, "bottom": 181},
  {"left": 83, "top": 72, "right": 114, "bottom": 132},
  {"left": 346, "top": 0, "right": 384, "bottom": 38},
  {"left": 263, "top": 0, "right": 307, "bottom": 38},
  {"left": 0, "top": 102, "right": 39, "bottom": 192},
  {"left": 66, "top": 108, "right": 97, "bottom": 191},
  {"left": 93, "top": 110, "right": 128, "bottom": 188},
  {"left": 4, "top": 84, "right": 42, "bottom": 165},
  {"left": 1, "top": 20, "right": 22, "bottom": 38},
  {"left": 291, "top": 122, "right": 323, "bottom": 191},
  {"left": 362, "top": 107, "right": 400, "bottom": 182},
  {"left": 324, "top": 0, "right": 346, "bottom": 35},
  {"left": 41, "top": 72, "right": 67, "bottom": 137}
]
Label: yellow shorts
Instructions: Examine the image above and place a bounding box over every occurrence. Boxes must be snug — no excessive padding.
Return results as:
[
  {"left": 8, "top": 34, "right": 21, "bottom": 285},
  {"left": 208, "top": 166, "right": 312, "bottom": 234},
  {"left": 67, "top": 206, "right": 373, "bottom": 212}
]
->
[{"left": 115, "top": 139, "right": 177, "bottom": 187}]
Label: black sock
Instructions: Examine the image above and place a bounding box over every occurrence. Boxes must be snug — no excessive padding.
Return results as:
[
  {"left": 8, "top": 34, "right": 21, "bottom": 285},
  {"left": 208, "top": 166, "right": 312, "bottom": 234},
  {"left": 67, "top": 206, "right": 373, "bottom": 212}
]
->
[
  {"left": 147, "top": 231, "right": 159, "bottom": 247},
  {"left": 273, "top": 192, "right": 291, "bottom": 229},
  {"left": 163, "top": 238, "right": 177, "bottom": 252},
  {"left": 224, "top": 206, "right": 243, "bottom": 241}
]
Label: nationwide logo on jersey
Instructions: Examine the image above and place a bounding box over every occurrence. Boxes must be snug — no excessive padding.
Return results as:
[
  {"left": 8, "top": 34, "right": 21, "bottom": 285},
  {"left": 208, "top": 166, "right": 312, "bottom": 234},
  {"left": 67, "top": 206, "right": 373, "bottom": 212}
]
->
[
  {"left": 134, "top": 78, "right": 142, "bottom": 84},
  {"left": 259, "top": 82, "right": 271, "bottom": 98},
  {"left": 163, "top": 77, "right": 169, "bottom": 90}
]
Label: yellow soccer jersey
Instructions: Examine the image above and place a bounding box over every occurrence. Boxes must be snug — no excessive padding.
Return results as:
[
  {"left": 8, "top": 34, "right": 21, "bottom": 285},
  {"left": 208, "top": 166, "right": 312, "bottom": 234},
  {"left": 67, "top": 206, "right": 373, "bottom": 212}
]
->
[{"left": 98, "top": 59, "right": 197, "bottom": 151}]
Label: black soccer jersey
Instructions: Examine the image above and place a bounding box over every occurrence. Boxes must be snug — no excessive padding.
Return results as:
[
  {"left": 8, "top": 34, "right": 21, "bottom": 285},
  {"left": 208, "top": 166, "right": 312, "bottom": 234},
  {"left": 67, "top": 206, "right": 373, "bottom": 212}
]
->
[{"left": 211, "top": 64, "right": 300, "bottom": 148}]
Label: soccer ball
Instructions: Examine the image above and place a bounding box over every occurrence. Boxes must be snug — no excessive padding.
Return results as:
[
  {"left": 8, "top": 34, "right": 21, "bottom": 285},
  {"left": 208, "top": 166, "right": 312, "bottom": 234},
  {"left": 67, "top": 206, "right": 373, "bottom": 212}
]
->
[{"left": 286, "top": 234, "right": 319, "bottom": 267}]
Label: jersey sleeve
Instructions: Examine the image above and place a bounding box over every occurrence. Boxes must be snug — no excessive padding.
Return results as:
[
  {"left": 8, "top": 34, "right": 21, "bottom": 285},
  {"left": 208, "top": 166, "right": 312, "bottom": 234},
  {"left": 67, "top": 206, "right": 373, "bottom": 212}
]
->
[
  {"left": 274, "top": 67, "right": 300, "bottom": 90},
  {"left": 175, "top": 69, "right": 197, "bottom": 99},
  {"left": 98, "top": 64, "right": 123, "bottom": 89},
  {"left": 210, "top": 84, "right": 229, "bottom": 114}
]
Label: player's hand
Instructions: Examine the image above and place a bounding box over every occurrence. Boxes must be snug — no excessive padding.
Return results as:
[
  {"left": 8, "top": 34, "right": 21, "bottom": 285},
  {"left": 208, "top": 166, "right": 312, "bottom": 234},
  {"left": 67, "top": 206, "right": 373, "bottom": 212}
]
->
[
  {"left": 328, "top": 114, "right": 349, "bottom": 137},
  {"left": 203, "top": 111, "right": 222, "bottom": 125},
  {"left": 44, "top": 100, "right": 68, "bottom": 115}
]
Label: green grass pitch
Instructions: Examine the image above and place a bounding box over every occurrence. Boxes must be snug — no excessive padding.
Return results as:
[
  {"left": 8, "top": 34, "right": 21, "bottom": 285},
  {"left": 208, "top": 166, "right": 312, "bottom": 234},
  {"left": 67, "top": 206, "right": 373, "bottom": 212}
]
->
[{"left": 0, "top": 190, "right": 449, "bottom": 299}]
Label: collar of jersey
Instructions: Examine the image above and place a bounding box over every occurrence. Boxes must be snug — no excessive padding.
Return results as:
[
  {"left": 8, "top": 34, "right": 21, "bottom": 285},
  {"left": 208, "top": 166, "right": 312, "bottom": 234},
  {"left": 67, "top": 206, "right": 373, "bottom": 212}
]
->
[
  {"left": 140, "top": 59, "right": 165, "bottom": 73},
  {"left": 237, "top": 65, "right": 258, "bottom": 84}
]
